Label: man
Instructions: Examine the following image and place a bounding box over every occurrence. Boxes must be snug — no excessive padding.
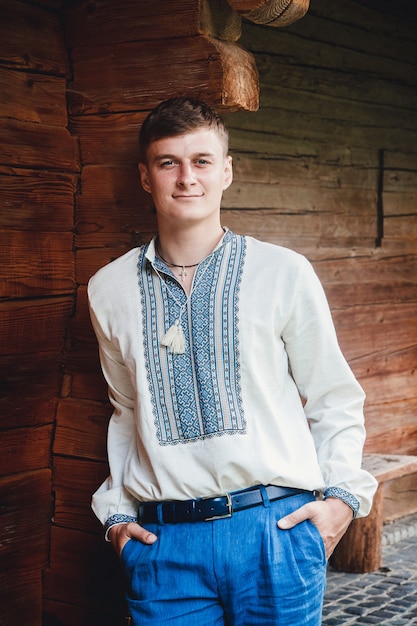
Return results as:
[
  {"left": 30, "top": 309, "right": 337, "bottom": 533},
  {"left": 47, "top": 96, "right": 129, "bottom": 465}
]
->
[{"left": 88, "top": 97, "right": 377, "bottom": 625}]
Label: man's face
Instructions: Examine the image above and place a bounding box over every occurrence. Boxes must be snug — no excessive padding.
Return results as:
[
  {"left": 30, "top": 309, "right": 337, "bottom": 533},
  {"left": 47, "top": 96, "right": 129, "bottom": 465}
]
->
[{"left": 138, "top": 128, "right": 233, "bottom": 228}]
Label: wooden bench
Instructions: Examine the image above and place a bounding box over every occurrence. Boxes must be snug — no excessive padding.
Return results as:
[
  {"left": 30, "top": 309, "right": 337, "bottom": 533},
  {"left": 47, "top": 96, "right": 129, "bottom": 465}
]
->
[{"left": 330, "top": 453, "right": 417, "bottom": 573}]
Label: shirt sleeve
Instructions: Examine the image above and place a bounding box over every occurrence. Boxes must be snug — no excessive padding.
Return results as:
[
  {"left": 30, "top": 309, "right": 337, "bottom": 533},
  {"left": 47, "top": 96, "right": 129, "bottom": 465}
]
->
[
  {"left": 282, "top": 256, "right": 377, "bottom": 517},
  {"left": 88, "top": 287, "right": 140, "bottom": 526}
]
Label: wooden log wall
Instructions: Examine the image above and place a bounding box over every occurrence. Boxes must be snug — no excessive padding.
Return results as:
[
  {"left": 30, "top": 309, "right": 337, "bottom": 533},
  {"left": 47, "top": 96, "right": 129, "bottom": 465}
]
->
[
  {"left": 0, "top": 1, "right": 77, "bottom": 625},
  {"left": 1, "top": 0, "right": 416, "bottom": 624},
  {"left": 222, "top": 0, "right": 417, "bottom": 455}
]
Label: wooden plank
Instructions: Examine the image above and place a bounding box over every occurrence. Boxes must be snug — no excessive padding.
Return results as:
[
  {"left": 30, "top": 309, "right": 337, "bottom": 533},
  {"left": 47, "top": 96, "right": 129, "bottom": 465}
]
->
[
  {"left": 70, "top": 370, "right": 108, "bottom": 403},
  {"left": 384, "top": 215, "right": 417, "bottom": 241},
  {"left": 67, "top": 286, "right": 97, "bottom": 345},
  {"left": 364, "top": 398, "right": 417, "bottom": 456},
  {"left": 0, "top": 426, "right": 53, "bottom": 476},
  {"left": 314, "top": 253, "right": 417, "bottom": 308},
  {"left": 64, "top": 0, "right": 203, "bottom": 48},
  {"left": 0, "top": 167, "right": 76, "bottom": 231},
  {"left": 68, "top": 35, "right": 258, "bottom": 115},
  {"left": 221, "top": 209, "right": 376, "bottom": 247},
  {"left": 0, "top": 297, "right": 73, "bottom": 355},
  {"left": 383, "top": 471, "right": 417, "bottom": 521},
  {"left": 0, "top": 0, "right": 67, "bottom": 74},
  {"left": 75, "top": 165, "right": 156, "bottom": 249},
  {"left": 253, "top": 54, "right": 417, "bottom": 112},
  {"left": 362, "top": 454, "right": 417, "bottom": 483},
  {"left": 0, "top": 231, "right": 75, "bottom": 299},
  {"left": 258, "top": 83, "right": 416, "bottom": 137},
  {"left": 310, "top": 0, "right": 417, "bottom": 59},
  {"left": 224, "top": 104, "right": 417, "bottom": 154},
  {"left": 75, "top": 247, "right": 145, "bottom": 285},
  {"left": 0, "top": 119, "right": 79, "bottom": 171},
  {"left": 0, "top": 569, "right": 43, "bottom": 626},
  {"left": 0, "top": 67, "right": 67, "bottom": 126},
  {"left": 331, "top": 302, "right": 417, "bottom": 362},
  {"left": 0, "top": 469, "right": 51, "bottom": 569},
  {"left": 70, "top": 111, "right": 145, "bottom": 165},
  {"left": 0, "top": 352, "right": 60, "bottom": 430},
  {"left": 43, "top": 526, "right": 126, "bottom": 610},
  {"left": 241, "top": 6, "right": 416, "bottom": 83},
  {"left": 53, "top": 456, "right": 108, "bottom": 533},
  {"left": 352, "top": 347, "right": 417, "bottom": 406},
  {"left": 54, "top": 398, "right": 110, "bottom": 461}
]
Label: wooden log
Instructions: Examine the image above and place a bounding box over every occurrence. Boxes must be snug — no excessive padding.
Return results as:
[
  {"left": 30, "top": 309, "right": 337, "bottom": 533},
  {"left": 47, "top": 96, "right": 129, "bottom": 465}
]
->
[
  {"left": 331, "top": 302, "right": 417, "bottom": 362},
  {"left": 53, "top": 456, "right": 108, "bottom": 533},
  {"left": 0, "top": 569, "right": 43, "bottom": 626},
  {"left": 54, "top": 398, "right": 110, "bottom": 461},
  {"left": 75, "top": 247, "right": 146, "bottom": 285},
  {"left": 0, "top": 469, "right": 51, "bottom": 569},
  {"left": 70, "top": 111, "right": 145, "bottom": 165},
  {"left": 0, "top": 231, "right": 75, "bottom": 299},
  {"left": 0, "top": 119, "right": 79, "bottom": 171},
  {"left": 0, "top": 352, "right": 60, "bottom": 429},
  {"left": 252, "top": 54, "right": 417, "bottom": 111},
  {"left": 0, "top": 0, "right": 67, "bottom": 74},
  {"left": 68, "top": 35, "right": 258, "bottom": 114},
  {"left": 0, "top": 426, "right": 53, "bottom": 476},
  {"left": 0, "top": 297, "right": 73, "bottom": 355},
  {"left": 65, "top": 0, "right": 204, "bottom": 48},
  {"left": 314, "top": 254, "right": 417, "bottom": 308},
  {"left": 75, "top": 165, "right": 156, "bottom": 249},
  {"left": 221, "top": 209, "right": 376, "bottom": 247},
  {"left": 308, "top": 0, "right": 417, "bottom": 64},
  {"left": 241, "top": 5, "right": 416, "bottom": 82},
  {"left": 0, "top": 68, "right": 67, "bottom": 126},
  {"left": 0, "top": 167, "right": 76, "bottom": 231},
  {"left": 364, "top": 399, "right": 417, "bottom": 456},
  {"left": 228, "top": 0, "right": 310, "bottom": 27}
]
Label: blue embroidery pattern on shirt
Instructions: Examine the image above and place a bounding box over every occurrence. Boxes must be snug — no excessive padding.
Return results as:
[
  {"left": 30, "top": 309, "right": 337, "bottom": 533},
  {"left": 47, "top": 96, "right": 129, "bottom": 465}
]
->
[{"left": 138, "top": 232, "right": 246, "bottom": 445}]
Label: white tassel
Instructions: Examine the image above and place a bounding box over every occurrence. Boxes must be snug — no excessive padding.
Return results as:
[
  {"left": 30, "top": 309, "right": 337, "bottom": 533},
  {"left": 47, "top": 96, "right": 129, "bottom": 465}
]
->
[{"left": 161, "top": 320, "right": 186, "bottom": 354}]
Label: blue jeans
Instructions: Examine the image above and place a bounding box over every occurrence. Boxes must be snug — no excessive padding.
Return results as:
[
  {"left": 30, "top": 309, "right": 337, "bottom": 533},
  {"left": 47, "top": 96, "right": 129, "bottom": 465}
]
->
[{"left": 121, "top": 492, "right": 327, "bottom": 625}]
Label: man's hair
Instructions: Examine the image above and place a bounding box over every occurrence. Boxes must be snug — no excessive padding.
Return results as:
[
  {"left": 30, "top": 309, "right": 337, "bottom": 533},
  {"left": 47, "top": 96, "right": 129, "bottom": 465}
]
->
[{"left": 139, "top": 97, "right": 229, "bottom": 163}]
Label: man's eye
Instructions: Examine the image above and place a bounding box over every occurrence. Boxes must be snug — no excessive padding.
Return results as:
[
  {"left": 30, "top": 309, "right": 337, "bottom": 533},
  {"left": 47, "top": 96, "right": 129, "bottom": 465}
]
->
[{"left": 197, "top": 159, "right": 209, "bottom": 165}]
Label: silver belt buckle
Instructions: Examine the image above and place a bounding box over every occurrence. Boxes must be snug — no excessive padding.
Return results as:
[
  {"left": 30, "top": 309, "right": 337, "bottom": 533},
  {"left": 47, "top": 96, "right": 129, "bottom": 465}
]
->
[{"left": 204, "top": 493, "right": 232, "bottom": 521}]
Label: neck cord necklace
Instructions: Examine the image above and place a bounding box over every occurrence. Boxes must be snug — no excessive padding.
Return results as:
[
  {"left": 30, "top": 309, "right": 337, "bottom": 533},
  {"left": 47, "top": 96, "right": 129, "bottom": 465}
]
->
[
  {"left": 156, "top": 241, "right": 202, "bottom": 282},
  {"left": 153, "top": 254, "right": 214, "bottom": 354}
]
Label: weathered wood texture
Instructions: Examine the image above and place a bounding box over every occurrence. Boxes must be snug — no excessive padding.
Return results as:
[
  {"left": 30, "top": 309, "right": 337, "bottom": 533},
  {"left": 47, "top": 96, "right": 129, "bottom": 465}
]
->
[
  {"left": 0, "top": 2, "right": 75, "bottom": 626},
  {"left": 222, "top": 0, "right": 417, "bottom": 456}
]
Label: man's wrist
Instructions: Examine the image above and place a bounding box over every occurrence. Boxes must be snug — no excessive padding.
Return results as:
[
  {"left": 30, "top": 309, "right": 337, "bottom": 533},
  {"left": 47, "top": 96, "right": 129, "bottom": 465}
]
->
[
  {"left": 104, "top": 514, "right": 138, "bottom": 541},
  {"left": 323, "top": 487, "right": 359, "bottom": 517}
]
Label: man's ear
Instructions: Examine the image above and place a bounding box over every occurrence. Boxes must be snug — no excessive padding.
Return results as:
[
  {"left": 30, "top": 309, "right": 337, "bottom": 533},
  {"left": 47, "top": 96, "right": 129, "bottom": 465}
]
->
[
  {"left": 138, "top": 163, "right": 151, "bottom": 193},
  {"left": 223, "top": 155, "right": 233, "bottom": 191}
]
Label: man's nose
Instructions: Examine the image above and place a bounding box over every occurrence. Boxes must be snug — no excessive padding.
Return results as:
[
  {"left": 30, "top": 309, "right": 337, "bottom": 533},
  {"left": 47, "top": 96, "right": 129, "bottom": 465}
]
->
[{"left": 177, "top": 163, "right": 196, "bottom": 186}]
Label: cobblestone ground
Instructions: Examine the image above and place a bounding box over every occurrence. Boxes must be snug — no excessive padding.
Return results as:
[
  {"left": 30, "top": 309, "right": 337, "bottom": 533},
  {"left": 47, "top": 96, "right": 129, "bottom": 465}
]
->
[{"left": 323, "top": 514, "right": 417, "bottom": 625}]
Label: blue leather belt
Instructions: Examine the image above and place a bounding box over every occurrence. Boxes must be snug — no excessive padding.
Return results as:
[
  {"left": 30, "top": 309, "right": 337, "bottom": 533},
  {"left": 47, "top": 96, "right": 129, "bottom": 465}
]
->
[{"left": 138, "top": 484, "right": 310, "bottom": 525}]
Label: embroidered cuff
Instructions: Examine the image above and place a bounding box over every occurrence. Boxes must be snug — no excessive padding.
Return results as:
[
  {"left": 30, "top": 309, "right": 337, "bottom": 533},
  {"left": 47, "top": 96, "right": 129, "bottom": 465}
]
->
[
  {"left": 324, "top": 487, "right": 360, "bottom": 517},
  {"left": 104, "top": 514, "right": 138, "bottom": 542}
]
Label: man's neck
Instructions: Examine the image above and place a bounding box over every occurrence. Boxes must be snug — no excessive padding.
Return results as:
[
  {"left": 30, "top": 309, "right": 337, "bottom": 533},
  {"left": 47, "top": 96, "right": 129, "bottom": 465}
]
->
[{"left": 156, "top": 223, "right": 225, "bottom": 268}]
